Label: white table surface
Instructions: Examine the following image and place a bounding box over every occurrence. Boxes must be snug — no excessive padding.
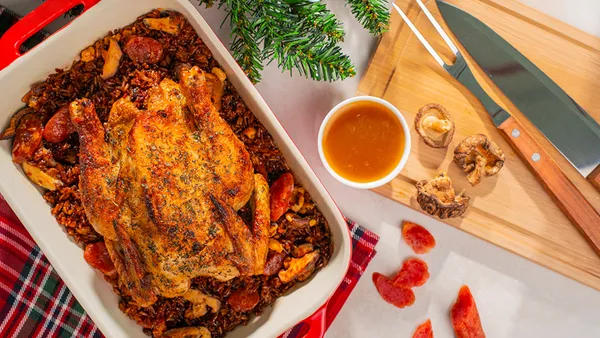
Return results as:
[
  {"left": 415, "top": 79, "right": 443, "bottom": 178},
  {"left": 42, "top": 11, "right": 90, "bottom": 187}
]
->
[
  {"left": 3, "top": 0, "right": 600, "bottom": 337},
  {"left": 195, "top": 1, "right": 600, "bottom": 337}
]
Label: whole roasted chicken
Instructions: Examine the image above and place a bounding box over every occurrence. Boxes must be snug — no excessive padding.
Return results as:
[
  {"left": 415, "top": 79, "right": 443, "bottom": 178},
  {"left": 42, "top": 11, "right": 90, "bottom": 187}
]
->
[{"left": 69, "top": 66, "right": 270, "bottom": 307}]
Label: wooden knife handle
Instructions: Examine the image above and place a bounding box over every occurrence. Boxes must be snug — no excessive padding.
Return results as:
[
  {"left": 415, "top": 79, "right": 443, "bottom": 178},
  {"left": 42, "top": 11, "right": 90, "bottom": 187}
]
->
[
  {"left": 589, "top": 165, "right": 600, "bottom": 192},
  {"left": 498, "top": 116, "right": 600, "bottom": 255}
]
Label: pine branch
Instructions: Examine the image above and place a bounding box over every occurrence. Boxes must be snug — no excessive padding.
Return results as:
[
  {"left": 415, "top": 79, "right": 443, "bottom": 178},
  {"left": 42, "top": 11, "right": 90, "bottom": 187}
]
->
[
  {"left": 194, "top": 0, "right": 388, "bottom": 82},
  {"left": 222, "top": 0, "right": 264, "bottom": 82},
  {"left": 346, "top": 0, "right": 390, "bottom": 35},
  {"left": 292, "top": 1, "right": 345, "bottom": 44},
  {"left": 256, "top": 0, "right": 354, "bottom": 81}
]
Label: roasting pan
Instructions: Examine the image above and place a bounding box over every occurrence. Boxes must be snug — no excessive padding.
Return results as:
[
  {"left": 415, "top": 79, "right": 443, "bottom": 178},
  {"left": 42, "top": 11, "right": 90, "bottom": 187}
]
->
[{"left": 0, "top": 0, "right": 352, "bottom": 336}]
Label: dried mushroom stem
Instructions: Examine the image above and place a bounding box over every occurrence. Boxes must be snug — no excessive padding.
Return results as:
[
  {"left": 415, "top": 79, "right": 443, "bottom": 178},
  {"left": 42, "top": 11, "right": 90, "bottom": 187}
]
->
[
  {"left": 414, "top": 103, "right": 455, "bottom": 148},
  {"left": 454, "top": 134, "right": 505, "bottom": 186}
]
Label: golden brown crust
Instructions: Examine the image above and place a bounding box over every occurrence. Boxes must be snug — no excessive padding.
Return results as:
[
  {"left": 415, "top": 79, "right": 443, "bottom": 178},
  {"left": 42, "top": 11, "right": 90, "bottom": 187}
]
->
[
  {"left": 414, "top": 103, "right": 455, "bottom": 148},
  {"left": 71, "top": 67, "right": 269, "bottom": 307}
]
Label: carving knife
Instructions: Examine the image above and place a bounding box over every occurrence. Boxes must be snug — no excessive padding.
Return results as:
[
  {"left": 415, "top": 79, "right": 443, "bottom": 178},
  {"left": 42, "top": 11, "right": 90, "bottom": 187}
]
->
[
  {"left": 393, "top": 1, "right": 600, "bottom": 255},
  {"left": 436, "top": 0, "right": 600, "bottom": 191}
]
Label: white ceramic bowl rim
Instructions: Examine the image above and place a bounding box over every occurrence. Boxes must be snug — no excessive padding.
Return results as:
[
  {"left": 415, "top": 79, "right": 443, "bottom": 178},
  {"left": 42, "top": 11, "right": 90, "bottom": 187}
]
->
[{"left": 318, "top": 96, "right": 411, "bottom": 189}]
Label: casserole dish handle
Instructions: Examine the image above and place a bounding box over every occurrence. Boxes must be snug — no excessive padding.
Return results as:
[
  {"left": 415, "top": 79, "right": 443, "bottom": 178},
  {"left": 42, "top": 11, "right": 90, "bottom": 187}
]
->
[
  {"left": 300, "top": 301, "right": 328, "bottom": 338},
  {"left": 0, "top": 0, "right": 100, "bottom": 70}
]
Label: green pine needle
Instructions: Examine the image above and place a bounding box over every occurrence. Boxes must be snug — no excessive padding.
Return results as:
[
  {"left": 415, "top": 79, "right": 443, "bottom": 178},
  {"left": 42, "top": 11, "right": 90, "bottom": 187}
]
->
[
  {"left": 197, "top": 0, "right": 389, "bottom": 82},
  {"left": 222, "top": 0, "right": 264, "bottom": 82},
  {"left": 346, "top": 0, "right": 390, "bottom": 35}
]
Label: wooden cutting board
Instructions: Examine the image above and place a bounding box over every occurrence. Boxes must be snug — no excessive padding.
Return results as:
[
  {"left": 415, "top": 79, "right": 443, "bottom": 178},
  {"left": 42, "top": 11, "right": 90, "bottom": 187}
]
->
[{"left": 358, "top": 0, "right": 600, "bottom": 290}]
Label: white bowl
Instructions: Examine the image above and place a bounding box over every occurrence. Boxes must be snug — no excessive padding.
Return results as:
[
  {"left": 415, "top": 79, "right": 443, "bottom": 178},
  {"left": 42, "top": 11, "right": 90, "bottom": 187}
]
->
[{"left": 318, "top": 96, "right": 411, "bottom": 189}]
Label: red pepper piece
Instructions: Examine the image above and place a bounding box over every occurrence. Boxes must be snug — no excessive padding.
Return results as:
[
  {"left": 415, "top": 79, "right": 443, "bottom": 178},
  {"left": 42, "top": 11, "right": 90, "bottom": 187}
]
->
[
  {"left": 412, "top": 319, "right": 434, "bottom": 338},
  {"left": 372, "top": 272, "right": 415, "bottom": 308},
  {"left": 83, "top": 242, "right": 116, "bottom": 276},
  {"left": 402, "top": 221, "right": 436, "bottom": 254},
  {"left": 269, "top": 172, "right": 294, "bottom": 221},
  {"left": 451, "top": 285, "right": 486, "bottom": 338},
  {"left": 392, "top": 257, "right": 430, "bottom": 288}
]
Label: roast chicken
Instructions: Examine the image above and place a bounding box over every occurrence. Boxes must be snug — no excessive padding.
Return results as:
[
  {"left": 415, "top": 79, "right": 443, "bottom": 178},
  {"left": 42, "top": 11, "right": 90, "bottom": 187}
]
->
[{"left": 69, "top": 66, "right": 270, "bottom": 307}]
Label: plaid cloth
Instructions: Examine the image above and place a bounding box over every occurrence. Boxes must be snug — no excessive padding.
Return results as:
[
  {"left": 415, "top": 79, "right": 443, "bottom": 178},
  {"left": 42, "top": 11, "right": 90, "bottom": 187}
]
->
[{"left": 0, "top": 194, "right": 379, "bottom": 338}]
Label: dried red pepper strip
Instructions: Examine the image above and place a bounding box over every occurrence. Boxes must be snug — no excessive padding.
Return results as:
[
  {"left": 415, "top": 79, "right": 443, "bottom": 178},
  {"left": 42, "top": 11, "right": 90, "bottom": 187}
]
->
[
  {"left": 412, "top": 319, "right": 434, "bottom": 338},
  {"left": 392, "top": 257, "right": 429, "bottom": 288},
  {"left": 451, "top": 285, "right": 486, "bottom": 338},
  {"left": 372, "top": 272, "right": 415, "bottom": 308},
  {"left": 402, "top": 221, "right": 436, "bottom": 254}
]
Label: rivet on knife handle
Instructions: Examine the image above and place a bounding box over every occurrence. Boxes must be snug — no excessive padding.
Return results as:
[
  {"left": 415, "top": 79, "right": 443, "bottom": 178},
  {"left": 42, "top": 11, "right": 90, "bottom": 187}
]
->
[{"left": 498, "top": 116, "right": 600, "bottom": 255}]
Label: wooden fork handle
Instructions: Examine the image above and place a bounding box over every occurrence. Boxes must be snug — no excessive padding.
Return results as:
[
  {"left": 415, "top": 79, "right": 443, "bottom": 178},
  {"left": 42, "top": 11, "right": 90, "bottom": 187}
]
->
[
  {"left": 588, "top": 165, "right": 600, "bottom": 192},
  {"left": 498, "top": 116, "right": 600, "bottom": 255}
]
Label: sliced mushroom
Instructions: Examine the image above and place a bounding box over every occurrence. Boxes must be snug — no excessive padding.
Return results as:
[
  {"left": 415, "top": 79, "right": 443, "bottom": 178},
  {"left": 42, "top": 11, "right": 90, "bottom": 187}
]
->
[
  {"left": 278, "top": 250, "right": 320, "bottom": 283},
  {"left": 0, "top": 107, "right": 34, "bottom": 140},
  {"left": 416, "top": 172, "right": 470, "bottom": 219},
  {"left": 102, "top": 38, "right": 122, "bottom": 79},
  {"left": 21, "top": 162, "right": 63, "bottom": 190},
  {"left": 414, "top": 103, "right": 455, "bottom": 148},
  {"left": 162, "top": 327, "right": 211, "bottom": 338},
  {"left": 454, "top": 134, "right": 505, "bottom": 186},
  {"left": 143, "top": 17, "right": 181, "bottom": 35},
  {"left": 182, "top": 289, "right": 221, "bottom": 319},
  {"left": 292, "top": 243, "right": 314, "bottom": 258}
]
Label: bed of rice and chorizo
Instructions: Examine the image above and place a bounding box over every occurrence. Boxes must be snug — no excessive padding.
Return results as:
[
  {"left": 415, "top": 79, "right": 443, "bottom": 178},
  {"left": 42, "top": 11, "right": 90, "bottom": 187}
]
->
[{"left": 1, "top": 10, "right": 332, "bottom": 338}]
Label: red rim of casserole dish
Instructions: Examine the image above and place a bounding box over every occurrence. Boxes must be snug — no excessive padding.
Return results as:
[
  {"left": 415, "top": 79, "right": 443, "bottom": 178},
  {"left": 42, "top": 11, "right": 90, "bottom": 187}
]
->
[{"left": 0, "top": 0, "right": 101, "bottom": 70}]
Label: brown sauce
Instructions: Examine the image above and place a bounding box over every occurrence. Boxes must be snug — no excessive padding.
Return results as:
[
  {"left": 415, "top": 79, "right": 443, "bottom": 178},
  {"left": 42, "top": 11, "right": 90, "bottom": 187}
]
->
[{"left": 322, "top": 100, "right": 405, "bottom": 183}]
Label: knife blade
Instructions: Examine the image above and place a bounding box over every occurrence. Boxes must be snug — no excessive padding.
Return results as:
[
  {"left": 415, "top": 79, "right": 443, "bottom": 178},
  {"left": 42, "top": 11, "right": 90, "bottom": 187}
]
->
[{"left": 436, "top": 0, "right": 600, "bottom": 190}]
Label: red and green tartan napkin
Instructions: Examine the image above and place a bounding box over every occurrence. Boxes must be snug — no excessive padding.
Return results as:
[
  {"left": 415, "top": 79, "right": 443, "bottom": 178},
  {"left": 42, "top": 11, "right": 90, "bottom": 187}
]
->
[{"left": 0, "top": 194, "right": 379, "bottom": 338}]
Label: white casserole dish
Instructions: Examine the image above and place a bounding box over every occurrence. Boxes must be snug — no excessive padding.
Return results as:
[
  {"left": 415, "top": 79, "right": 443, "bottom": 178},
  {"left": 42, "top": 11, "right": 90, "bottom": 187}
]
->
[{"left": 0, "top": 0, "right": 352, "bottom": 336}]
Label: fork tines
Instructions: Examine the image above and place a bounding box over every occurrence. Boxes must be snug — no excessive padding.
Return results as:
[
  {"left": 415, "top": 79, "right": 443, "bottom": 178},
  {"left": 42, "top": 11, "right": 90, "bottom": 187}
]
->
[{"left": 392, "top": 1, "right": 458, "bottom": 67}]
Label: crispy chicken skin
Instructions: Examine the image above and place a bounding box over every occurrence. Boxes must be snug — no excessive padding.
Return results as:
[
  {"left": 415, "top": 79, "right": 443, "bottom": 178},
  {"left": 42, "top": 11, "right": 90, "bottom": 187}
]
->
[{"left": 70, "top": 66, "right": 269, "bottom": 307}]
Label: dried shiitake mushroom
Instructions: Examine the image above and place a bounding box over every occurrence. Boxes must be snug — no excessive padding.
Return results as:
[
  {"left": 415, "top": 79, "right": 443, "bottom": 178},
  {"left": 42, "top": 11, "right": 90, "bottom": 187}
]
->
[
  {"left": 416, "top": 172, "right": 470, "bottom": 219},
  {"left": 414, "top": 103, "right": 455, "bottom": 148},
  {"left": 454, "top": 134, "right": 505, "bottom": 186},
  {"left": 182, "top": 289, "right": 221, "bottom": 319},
  {"left": 0, "top": 107, "right": 33, "bottom": 140}
]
